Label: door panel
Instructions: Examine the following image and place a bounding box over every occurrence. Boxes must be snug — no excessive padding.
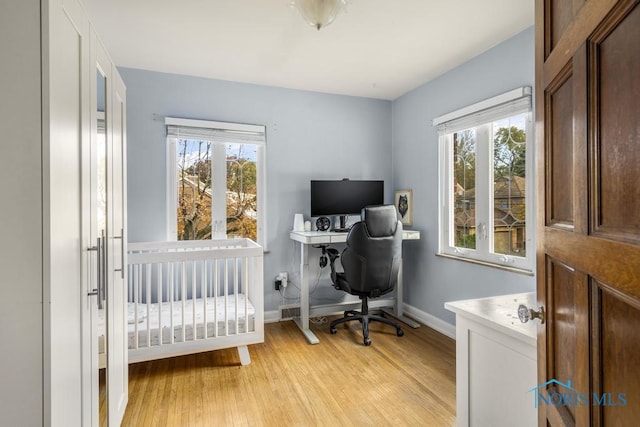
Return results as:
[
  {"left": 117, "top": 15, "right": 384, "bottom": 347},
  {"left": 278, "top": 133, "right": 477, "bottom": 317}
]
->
[
  {"left": 546, "top": 65, "right": 574, "bottom": 228},
  {"left": 107, "top": 70, "right": 128, "bottom": 426},
  {"left": 547, "top": 0, "right": 581, "bottom": 53},
  {"left": 590, "top": 3, "right": 640, "bottom": 241},
  {"left": 93, "top": 32, "right": 111, "bottom": 427},
  {"left": 547, "top": 259, "right": 577, "bottom": 397},
  {"left": 545, "top": 0, "right": 588, "bottom": 57},
  {"left": 47, "top": 0, "right": 89, "bottom": 424},
  {"left": 598, "top": 286, "right": 640, "bottom": 423},
  {"left": 89, "top": 28, "right": 127, "bottom": 427},
  {"left": 537, "top": 0, "right": 640, "bottom": 426}
]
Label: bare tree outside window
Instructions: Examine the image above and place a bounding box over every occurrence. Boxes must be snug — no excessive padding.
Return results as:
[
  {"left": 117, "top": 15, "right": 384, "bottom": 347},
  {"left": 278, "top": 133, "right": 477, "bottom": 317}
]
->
[
  {"left": 176, "top": 139, "right": 257, "bottom": 242},
  {"left": 226, "top": 143, "right": 257, "bottom": 241}
]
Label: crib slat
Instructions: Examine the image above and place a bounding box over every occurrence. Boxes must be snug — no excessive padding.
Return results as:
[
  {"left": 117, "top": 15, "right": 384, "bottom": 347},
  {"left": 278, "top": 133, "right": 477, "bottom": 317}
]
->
[
  {"left": 169, "top": 262, "right": 174, "bottom": 345},
  {"left": 224, "top": 258, "right": 229, "bottom": 337},
  {"left": 133, "top": 264, "right": 139, "bottom": 349},
  {"left": 213, "top": 259, "right": 218, "bottom": 338},
  {"left": 146, "top": 263, "right": 151, "bottom": 348},
  {"left": 181, "top": 261, "right": 186, "bottom": 343},
  {"left": 157, "top": 262, "right": 162, "bottom": 347},
  {"left": 202, "top": 260, "right": 207, "bottom": 339},
  {"left": 234, "top": 257, "right": 239, "bottom": 336},
  {"left": 192, "top": 260, "right": 196, "bottom": 341},
  {"left": 244, "top": 256, "right": 249, "bottom": 333}
]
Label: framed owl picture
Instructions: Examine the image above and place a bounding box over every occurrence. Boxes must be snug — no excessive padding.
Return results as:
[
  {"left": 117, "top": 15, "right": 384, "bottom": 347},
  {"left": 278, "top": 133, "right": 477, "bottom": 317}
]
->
[{"left": 394, "top": 189, "right": 413, "bottom": 227}]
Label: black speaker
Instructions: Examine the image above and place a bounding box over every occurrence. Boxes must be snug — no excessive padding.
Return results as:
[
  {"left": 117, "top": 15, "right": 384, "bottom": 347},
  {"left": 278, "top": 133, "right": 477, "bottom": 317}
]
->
[{"left": 316, "top": 216, "right": 331, "bottom": 231}]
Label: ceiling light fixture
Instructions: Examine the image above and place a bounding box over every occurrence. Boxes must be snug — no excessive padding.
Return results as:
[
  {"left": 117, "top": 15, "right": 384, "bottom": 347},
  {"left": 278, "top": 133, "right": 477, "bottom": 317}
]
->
[{"left": 291, "top": 0, "right": 349, "bottom": 31}]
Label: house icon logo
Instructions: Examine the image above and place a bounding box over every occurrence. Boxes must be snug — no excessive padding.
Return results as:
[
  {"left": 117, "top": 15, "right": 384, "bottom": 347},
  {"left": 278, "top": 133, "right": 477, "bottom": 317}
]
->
[
  {"left": 528, "top": 379, "right": 575, "bottom": 408},
  {"left": 529, "top": 378, "right": 627, "bottom": 408}
]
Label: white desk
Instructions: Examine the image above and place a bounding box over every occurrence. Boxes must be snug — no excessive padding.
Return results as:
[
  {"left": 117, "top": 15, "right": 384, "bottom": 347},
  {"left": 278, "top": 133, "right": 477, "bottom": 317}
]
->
[{"left": 289, "top": 229, "right": 421, "bottom": 344}]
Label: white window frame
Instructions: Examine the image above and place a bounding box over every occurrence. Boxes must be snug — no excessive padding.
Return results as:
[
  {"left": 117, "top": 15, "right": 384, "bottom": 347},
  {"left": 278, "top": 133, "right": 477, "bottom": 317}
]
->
[
  {"left": 434, "top": 87, "right": 534, "bottom": 273},
  {"left": 166, "top": 117, "right": 267, "bottom": 248}
]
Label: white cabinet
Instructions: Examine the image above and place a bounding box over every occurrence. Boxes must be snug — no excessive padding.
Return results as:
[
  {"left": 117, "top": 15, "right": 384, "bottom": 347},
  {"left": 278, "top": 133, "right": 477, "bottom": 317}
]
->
[{"left": 445, "top": 293, "right": 537, "bottom": 427}]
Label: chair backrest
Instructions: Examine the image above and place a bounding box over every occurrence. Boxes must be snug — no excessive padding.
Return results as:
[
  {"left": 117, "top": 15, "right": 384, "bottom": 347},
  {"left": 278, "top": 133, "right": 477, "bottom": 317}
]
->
[{"left": 341, "top": 205, "right": 403, "bottom": 297}]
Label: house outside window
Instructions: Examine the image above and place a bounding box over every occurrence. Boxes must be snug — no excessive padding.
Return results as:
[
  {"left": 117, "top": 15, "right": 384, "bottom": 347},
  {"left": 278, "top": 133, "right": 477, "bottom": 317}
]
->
[
  {"left": 166, "top": 117, "right": 266, "bottom": 247},
  {"left": 435, "top": 87, "right": 533, "bottom": 272}
]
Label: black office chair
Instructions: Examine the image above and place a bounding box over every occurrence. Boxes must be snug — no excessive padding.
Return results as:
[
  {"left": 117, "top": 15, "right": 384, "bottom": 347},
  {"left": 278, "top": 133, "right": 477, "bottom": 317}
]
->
[{"left": 326, "top": 205, "right": 404, "bottom": 346}]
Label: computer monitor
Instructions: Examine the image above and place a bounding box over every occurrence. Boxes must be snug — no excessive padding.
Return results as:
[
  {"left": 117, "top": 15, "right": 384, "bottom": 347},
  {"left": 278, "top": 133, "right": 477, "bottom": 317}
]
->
[{"left": 310, "top": 179, "right": 384, "bottom": 231}]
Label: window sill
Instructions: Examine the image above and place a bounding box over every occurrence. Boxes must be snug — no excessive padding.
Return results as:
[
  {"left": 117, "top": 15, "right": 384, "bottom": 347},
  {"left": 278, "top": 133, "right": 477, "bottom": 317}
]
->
[{"left": 436, "top": 252, "right": 534, "bottom": 276}]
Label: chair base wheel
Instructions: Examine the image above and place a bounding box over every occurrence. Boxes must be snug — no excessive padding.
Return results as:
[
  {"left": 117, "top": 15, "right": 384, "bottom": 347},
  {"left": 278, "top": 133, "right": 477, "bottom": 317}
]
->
[{"left": 328, "top": 302, "right": 405, "bottom": 345}]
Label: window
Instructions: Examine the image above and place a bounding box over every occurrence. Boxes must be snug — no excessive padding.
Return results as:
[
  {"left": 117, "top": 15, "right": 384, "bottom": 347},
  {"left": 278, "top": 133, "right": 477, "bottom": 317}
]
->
[
  {"left": 166, "top": 117, "right": 266, "bottom": 247},
  {"left": 435, "top": 87, "right": 533, "bottom": 272}
]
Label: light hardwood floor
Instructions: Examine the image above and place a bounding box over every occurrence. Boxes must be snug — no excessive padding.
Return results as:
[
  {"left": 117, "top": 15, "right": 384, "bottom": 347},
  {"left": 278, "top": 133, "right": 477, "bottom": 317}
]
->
[{"left": 122, "top": 316, "right": 456, "bottom": 426}]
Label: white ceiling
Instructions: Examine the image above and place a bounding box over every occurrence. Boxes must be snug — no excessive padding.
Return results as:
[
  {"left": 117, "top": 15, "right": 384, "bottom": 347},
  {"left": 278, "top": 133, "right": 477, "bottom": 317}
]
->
[{"left": 85, "top": 0, "right": 534, "bottom": 100}]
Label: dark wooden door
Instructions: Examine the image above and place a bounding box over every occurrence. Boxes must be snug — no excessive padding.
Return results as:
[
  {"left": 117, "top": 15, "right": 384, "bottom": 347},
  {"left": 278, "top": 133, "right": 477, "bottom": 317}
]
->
[{"left": 536, "top": 0, "right": 640, "bottom": 425}]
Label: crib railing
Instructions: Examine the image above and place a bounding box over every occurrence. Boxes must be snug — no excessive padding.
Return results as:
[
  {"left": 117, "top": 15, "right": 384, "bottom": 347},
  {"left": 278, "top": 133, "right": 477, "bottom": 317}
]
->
[{"left": 126, "top": 238, "right": 264, "bottom": 364}]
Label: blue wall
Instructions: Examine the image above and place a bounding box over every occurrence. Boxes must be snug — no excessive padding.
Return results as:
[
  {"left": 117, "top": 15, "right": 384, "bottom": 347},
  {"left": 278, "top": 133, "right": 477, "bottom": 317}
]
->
[
  {"left": 120, "top": 68, "right": 392, "bottom": 312},
  {"left": 122, "top": 26, "right": 535, "bottom": 322},
  {"left": 392, "top": 27, "right": 536, "bottom": 325}
]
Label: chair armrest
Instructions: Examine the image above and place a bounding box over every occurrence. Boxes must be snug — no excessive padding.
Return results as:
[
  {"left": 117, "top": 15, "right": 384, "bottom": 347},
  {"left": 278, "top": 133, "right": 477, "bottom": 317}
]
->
[
  {"left": 326, "top": 248, "right": 339, "bottom": 262},
  {"left": 326, "top": 248, "right": 340, "bottom": 285}
]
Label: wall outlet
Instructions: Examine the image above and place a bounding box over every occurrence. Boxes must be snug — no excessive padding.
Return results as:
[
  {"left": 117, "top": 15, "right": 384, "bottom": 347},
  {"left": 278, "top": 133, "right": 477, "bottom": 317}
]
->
[
  {"left": 275, "top": 272, "right": 288, "bottom": 290},
  {"left": 277, "top": 272, "right": 288, "bottom": 289}
]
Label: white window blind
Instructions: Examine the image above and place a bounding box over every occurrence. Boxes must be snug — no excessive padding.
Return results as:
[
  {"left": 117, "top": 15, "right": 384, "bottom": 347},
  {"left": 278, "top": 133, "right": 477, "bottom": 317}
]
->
[
  {"left": 165, "top": 117, "right": 265, "bottom": 144},
  {"left": 433, "top": 86, "right": 532, "bottom": 135}
]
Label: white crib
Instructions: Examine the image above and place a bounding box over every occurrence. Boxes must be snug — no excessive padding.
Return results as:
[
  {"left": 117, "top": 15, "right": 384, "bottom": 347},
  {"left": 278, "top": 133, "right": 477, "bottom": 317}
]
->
[{"left": 124, "top": 238, "right": 264, "bottom": 365}]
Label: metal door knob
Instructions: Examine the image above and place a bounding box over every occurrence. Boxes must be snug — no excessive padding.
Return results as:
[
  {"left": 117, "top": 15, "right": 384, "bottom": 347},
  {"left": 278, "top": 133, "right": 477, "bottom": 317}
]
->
[{"left": 518, "top": 304, "right": 545, "bottom": 324}]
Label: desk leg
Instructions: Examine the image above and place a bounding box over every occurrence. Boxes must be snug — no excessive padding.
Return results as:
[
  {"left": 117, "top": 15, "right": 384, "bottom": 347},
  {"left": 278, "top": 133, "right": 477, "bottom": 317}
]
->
[
  {"left": 381, "top": 257, "right": 420, "bottom": 329},
  {"left": 293, "top": 242, "right": 319, "bottom": 344}
]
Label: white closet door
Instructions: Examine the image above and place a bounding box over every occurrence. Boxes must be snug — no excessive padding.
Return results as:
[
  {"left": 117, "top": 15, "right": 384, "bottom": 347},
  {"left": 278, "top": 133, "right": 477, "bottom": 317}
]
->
[
  {"left": 46, "top": 0, "right": 89, "bottom": 424},
  {"left": 92, "top": 31, "right": 111, "bottom": 427},
  {"left": 107, "top": 67, "right": 128, "bottom": 426},
  {"left": 90, "top": 27, "right": 127, "bottom": 427}
]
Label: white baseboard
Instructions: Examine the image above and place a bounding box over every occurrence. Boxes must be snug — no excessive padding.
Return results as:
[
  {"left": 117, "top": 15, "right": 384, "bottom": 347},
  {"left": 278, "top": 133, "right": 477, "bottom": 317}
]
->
[
  {"left": 264, "top": 310, "right": 280, "bottom": 324},
  {"left": 402, "top": 304, "right": 456, "bottom": 340},
  {"left": 266, "top": 305, "right": 456, "bottom": 340}
]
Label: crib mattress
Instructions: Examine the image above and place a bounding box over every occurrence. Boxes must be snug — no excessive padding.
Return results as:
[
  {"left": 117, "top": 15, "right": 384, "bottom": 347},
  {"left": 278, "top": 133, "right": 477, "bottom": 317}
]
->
[{"left": 98, "top": 294, "right": 255, "bottom": 349}]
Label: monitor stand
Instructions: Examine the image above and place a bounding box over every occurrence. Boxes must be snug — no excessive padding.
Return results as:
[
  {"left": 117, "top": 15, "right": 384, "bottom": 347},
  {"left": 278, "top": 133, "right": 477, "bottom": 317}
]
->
[{"left": 331, "top": 215, "right": 350, "bottom": 233}]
